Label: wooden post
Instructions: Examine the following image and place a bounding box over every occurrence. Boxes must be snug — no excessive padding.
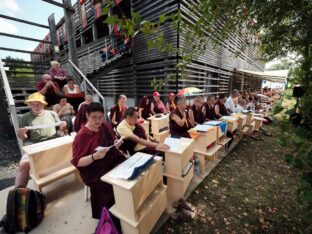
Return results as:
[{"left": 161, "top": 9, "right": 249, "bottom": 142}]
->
[
  {"left": 63, "top": 0, "right": 78, "bottom": 69},
  {"left": 48, "top": 14, "right": 60, "bottom": 61}
]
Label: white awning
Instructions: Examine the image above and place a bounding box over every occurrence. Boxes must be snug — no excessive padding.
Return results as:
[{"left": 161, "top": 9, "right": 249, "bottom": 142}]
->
[{"left": 236, "top": 69, "right": 287, "bottom": 83}]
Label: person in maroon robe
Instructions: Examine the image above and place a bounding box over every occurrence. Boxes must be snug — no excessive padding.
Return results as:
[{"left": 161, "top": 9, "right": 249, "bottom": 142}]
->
[
  {"left": 214, "top": 94, "right": 228, "bottom": 118},
  {"left": 203, "top": 95, "right": 217, "bottom": 121},
  {"left": 110, "top": 94, "right": 128, "bottom": 128},
  {"left": 165, "top": 93, "right": 176, "bottom": 113},
  {"left": 72, "top": 102, "right": 126, "bottom": 219},
  {"left": 169, "top": 96, "right": 192, "bottom": 138},
  {"left": 188, "top": 96, "right": 205, "bottom": 125},
  {"left": 138, "top": 96, "right": 152, "bottom": 120},
  {"left": 151, "top": 92, "right": 166, "bottom": 115}
]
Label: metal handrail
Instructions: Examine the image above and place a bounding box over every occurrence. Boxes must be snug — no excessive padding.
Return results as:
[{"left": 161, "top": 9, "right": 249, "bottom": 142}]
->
[
  {"left": 68, "top": 59, "right": 106, "bottom": 113},
  {"left": 0, "top": 58, "right": 23, "bottom": 151}
]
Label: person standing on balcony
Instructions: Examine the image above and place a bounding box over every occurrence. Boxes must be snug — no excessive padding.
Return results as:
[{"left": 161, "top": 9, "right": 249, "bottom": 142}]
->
[
  {"left": 49, "top": 60, "right": 68, "bottom": 89},
  {"left": 151, "top": 92, "right": 166, "bottom": 115},
  {"left": 110, "top": 94, "right": 128, "bottom": 128},
  {"left": 36, "top": 74, "right": 62, "bottom": 107},
  {"left": 15, "top": 92, "right": 67, "bottom": 187}
]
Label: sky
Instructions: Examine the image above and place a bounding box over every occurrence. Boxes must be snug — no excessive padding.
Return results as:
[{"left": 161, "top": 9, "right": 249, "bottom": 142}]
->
[{"left": 0, "top": 0, "right": 66, "bottom": 61}]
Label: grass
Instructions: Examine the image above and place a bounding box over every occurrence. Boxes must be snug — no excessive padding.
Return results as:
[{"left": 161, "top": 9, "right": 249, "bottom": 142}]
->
[{"left": 157, "top": 123, "right": 312, "bottom": 233}]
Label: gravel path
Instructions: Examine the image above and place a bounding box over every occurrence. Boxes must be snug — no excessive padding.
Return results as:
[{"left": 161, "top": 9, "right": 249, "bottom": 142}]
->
[{"left": 0, "top": 137, "right": 21, "bottom": 190}]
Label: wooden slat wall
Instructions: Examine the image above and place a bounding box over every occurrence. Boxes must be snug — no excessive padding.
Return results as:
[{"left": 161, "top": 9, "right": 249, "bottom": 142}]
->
[{"left": 30, "top": 0, "right": 264, "bottom": 104}]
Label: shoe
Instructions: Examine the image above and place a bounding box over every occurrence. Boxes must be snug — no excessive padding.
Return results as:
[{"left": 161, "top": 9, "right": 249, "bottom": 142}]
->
[
  {"left": 172, "top": 199, "right": 196, "bottom": 212},
  {"left": 170, "top": 207, "right": 195, "bottom": 221}
]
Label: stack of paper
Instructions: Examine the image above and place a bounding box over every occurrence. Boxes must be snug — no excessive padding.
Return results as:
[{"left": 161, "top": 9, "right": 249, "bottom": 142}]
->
[
  {"left": 204, "top": 121, "right": 222, "bottom": 126},
  {"left": 193, "top": 124, "right": 214, "bottom": 132},
  {"left": 109, "top": 153, "right": 154, "bottom": 180}
]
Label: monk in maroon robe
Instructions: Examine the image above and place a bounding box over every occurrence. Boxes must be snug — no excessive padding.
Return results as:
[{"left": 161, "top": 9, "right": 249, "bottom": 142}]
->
[{"left": 72, "top": 102, "right": 125, "bottom": 219}]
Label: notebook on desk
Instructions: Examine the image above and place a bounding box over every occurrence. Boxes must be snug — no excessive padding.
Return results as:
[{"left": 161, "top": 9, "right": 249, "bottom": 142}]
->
[{"left": 109, "top": 153, "right": 154, "bottom": 180}]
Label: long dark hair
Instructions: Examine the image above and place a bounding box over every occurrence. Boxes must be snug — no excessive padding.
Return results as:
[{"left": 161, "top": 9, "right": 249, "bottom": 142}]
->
[{"left": 138, "top": 96, "right": 151, "bottom": 109}]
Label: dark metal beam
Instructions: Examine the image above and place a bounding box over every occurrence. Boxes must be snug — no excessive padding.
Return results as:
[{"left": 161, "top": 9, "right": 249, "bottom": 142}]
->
[
  {"left": 0, "top": 14, "right": 49, "bottom": 29},
  {"left": 0, "top": 32, "right": 51, "bottom": 44},
  {"left": 41, "top": 0, "right": 74, "bottom": 12},
  {"left": 2, "top": 59, "right": 50, "bottom": 65},
  {"left": 0, "top": 47, "right": 48, "bottom": 55}
]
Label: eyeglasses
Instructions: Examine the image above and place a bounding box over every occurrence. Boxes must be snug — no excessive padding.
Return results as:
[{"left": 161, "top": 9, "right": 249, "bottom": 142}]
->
[{"left": 89, "top": 115, "right": 104, "bottom": 120}]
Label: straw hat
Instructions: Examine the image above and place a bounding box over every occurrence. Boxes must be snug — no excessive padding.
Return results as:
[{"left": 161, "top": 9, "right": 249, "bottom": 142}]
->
[{"left": 25, "top": 92, "right": 48, "bottom": 105}]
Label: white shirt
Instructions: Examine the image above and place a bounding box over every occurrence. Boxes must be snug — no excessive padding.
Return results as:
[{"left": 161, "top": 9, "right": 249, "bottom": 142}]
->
[
  {"left": 234, "top": 104, "right": 244, "bottom": 113},
  {"left": 224, "top": 97, "right": 236, "bottom": 113},
  {"left": 63, "top": 84, "right": 79, "bottom": 94},
  {"left": 245, "top": 102, "right": 255, "bottom": 111}
]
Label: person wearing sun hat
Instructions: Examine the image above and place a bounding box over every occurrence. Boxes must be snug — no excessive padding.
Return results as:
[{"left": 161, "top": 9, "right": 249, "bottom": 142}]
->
[
  {"left": 165, "top": 92, "right": 176, "bottom": 112},
  {"left": 151, "top": 91, "right": 166, "bottom": 115},
  {"left": 15, "top": 92, "right": 67, "bottom": 187}
]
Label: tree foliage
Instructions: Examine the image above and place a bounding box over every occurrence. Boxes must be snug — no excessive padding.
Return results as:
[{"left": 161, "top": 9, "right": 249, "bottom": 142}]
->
[{"left": 4, "top": 56, "right": 34, "bottom": 78}]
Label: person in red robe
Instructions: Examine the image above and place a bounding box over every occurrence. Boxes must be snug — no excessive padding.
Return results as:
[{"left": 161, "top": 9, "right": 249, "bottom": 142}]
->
[
  {"left": 72, "top": 102, "right": 126, "bottom": 219},
  {"left": 110, "top": 94, "right": 128, "bottom": 128}
]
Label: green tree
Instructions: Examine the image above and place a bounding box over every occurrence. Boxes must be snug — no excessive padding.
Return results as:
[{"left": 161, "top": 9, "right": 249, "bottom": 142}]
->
[{"left": 4, "top": 56, "right": 34, "bottom": 78}]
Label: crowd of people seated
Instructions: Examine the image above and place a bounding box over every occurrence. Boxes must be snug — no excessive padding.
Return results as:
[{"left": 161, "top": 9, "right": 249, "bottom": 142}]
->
[{"left": 15, "top": 71, "right": 280, "bottom": 223}]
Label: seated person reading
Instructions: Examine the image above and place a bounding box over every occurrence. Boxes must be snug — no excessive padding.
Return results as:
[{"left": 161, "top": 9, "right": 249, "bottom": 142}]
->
[
  {"left": 138, "top": 96, "right": 152, "bottom": 120},
  {"left": 72, "top": 102, "right": 126, "bottom": 219},
  {"left": 203, "top": 95, "right": 217, "bottom": 121},
  {"left": 188, "top": 96, "right": 205, "bottom": 125},
  {"left": 36, "top": 74, "right": 62, "bottom": 107},
  {"left": 169, "top": 96, "right": 192, "bottom": 138},
  {"left": 165, "top": 93, "right": 176, "bottom": 112},
  {"left": 63, "top": 78, "right": 81, "bottom": 95},
  {"left": 117, "top": 107, "right": 170, "bottom": 155},
  {"left": 15, "top": 92, "right": 66, "bottom": 187},
  {"left": 53, "top": 96, "right": 75, "bottom": 133},
  {"left": 214, "top": 94, "right": 228, "bottom": 118},
  {"left": 110, "top": 94, "right": 128, "bottom": 128}
]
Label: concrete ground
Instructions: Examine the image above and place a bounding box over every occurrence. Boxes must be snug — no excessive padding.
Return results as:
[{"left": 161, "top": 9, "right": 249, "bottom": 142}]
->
[{"left": 0, "top": 175, "right": 97, "bottom": 234}]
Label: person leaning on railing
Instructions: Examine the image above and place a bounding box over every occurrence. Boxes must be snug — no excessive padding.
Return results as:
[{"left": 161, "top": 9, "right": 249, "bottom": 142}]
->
[{"left": 15, "top": 93, "right": 67, "bottom": 188}]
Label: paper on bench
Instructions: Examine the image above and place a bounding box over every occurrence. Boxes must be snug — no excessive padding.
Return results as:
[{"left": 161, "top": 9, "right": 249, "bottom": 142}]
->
[
  {"left": 25, "top": 121, "right": 62, "bottom": 130},
  {"left": 220, "top": 116, "right": 238, "bottom": 121},
  {"left": 95, "top": 137, "right": 124, "bottom": 151},
  {"left": 204, "top": 121, "right": 222, "bottom": 126},
  {"left": 109, "top": 153, "right": 154, "bottom": 180},
  {"left": 193, "top": 124, "right": 214, "bottom": 132}
]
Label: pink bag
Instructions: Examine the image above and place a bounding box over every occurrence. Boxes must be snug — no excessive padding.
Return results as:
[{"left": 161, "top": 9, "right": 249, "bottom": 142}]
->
[{"left": 95, "top": 207, "right": 119, "bottom": 234}]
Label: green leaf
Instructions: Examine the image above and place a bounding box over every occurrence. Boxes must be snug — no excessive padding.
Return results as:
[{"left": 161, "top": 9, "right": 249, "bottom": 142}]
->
[
  {"left": 159, "top": 14, "right": 166, "bottom": 24},
  {"left": 102, "top": 7, "right": 110, "bottom": 15},
  {"left": 278, "top": 136, "right": 287, "bottom": 146},
  {"left": 293, "top": 135, "right": 303, "bottom": 145},
  {"left": 273, "top": 105, "right": 284, "bottom": 115}
]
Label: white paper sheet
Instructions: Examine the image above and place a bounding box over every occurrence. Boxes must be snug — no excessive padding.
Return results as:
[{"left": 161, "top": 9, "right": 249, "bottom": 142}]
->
[
  {"left": 95, "top": 137, "right": 124, "bottom": 151},
  {"left": 109, "top": 153, "right": 153, "bottom": 180},
  {"left": 220, "top": 116, "right": 238, "bottom": 121},
  {"left": 204, "top": 121, "right": 222, "bottom": 126},
  {"left": 193, "top": 124, "right": 214, "bottom": 132},
  {"left": 25, "top": 122, "right": 62, "bottom": 130}
]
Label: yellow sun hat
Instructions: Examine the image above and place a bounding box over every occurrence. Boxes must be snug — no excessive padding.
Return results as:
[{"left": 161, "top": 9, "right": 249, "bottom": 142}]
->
[{"left": 25, "top": 92, "right": 48, "bottom": 105}]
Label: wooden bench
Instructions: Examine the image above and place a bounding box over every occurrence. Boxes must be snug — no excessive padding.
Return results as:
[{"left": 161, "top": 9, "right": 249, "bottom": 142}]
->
[{"left": 23, "top": 135, "right": 81, "bottom": 192}]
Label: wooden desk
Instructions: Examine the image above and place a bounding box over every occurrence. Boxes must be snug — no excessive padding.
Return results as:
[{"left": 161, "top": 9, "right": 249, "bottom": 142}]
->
[
  {"left": 138, "top": 120, "right": 149, "bottom": 139},
  {"left": 231, "top": 114, "right": 247, "bottom": 130},
  {"left": 220, "top": 117, "right": 238, "bottom": 133},
  {"left": 245, "top": 112, "right": 254, "bottom": 125},
  {"left": 23, "top": 135, "right": 79, "bottom": 192},
  {"left": 101, "top": 154, "right": 166, "bottom": 234},
  {"left": 188, "top": 125, "right": 217, "bottom": 154},
  {"left": 148, "top": 114, "right": 169, "bottom": 134},
  {"left": 164, "top": 137, "right": 194, "bottom": 202}
]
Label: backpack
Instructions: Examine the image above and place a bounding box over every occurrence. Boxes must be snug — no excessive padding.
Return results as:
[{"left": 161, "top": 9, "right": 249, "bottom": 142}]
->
[
  {"left": 0, "top": 187, "right": 46, "bottom": 233},
  {"left": 95, "top": 207, "right": 119, "bottom": 234}
]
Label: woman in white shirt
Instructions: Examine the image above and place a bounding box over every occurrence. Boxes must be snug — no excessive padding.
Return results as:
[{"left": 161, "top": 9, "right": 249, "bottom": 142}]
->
[{"left": 63, "top": 78, "right": 81, "bottom": 95}]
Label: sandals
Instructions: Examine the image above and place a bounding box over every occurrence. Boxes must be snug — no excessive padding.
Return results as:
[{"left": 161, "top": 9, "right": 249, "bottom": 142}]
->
[
  {"left": 172, "top": 199, "right": 196, "bottom": 212},
  {"left": 170, "top": 207, "right": 195, "bottom": 221}
]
